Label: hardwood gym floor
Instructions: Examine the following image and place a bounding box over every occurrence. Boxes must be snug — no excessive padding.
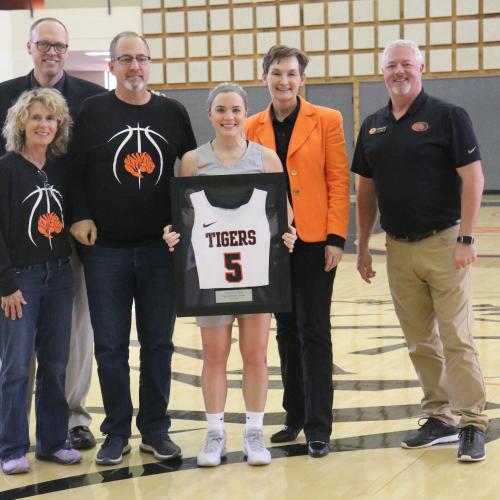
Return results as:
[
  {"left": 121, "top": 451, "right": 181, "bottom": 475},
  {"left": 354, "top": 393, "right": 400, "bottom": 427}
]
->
[{"left": 2, "top": 197, "right": 500, "bottom": 499}]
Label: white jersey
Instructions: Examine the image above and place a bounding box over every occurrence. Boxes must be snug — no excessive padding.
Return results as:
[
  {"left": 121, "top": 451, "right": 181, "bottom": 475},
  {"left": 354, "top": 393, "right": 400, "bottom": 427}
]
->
[{"left": 190, "top": 188, "right": 270, "bottom": 289}]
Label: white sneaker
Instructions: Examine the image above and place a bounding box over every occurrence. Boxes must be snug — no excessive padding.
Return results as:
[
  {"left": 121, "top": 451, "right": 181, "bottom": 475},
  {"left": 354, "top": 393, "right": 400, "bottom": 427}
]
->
[
  {"left": 243, "top": 428, "right": 271, "bottom": 466},
  {"left": 197, "top": 430, "right": 227, "bottom": 467}
]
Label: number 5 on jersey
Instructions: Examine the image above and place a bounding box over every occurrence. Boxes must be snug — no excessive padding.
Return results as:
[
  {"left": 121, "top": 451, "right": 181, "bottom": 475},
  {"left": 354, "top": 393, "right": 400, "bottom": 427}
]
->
[{"left": 224, "top": 252, "right": 242, "bottom": 283}]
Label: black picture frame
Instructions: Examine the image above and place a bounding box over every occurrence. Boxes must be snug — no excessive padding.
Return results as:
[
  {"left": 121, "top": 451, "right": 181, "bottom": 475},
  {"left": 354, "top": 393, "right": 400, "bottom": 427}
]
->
[{"left": 170, "top": 173, "right": 292, "bottom": 317}]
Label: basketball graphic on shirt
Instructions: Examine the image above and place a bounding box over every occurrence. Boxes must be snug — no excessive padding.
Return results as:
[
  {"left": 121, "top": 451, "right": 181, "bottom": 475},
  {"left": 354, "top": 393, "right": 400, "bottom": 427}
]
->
[
  {"left": 22, "top": 177, "right": 65, "bottom": 250},
  {"left": 190, "top": 188, "right": 271, "bottom": 289},
  {"left": 108, "top": 123, "right": 168, "bottom": 189}
]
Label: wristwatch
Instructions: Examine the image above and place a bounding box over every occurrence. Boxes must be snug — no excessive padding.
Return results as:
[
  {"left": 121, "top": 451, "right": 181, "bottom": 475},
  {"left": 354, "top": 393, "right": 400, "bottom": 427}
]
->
[{"left": 457, "top": 235, "right": 475, "bottom": 244}]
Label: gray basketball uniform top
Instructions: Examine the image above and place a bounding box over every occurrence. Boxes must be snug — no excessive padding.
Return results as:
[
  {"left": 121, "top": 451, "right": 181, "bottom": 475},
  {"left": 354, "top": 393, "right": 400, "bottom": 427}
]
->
[{"left": 194, "top": 140, "right": 265, "bottom": 176}]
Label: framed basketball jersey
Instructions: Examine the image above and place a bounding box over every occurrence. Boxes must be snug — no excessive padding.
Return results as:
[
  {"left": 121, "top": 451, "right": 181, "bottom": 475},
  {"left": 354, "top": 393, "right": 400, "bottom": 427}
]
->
[{"left": 170, "top": 173, "right": 292, "bottom": 317}]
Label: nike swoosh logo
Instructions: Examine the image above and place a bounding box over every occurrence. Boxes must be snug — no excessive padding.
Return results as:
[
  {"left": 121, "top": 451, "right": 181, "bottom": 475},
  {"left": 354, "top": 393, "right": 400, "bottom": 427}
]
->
[
  {"left": 197, "top": 163, "right": 210, "bottom": 170},
  {"left": 468, "top": 146, "right": 477, "bottom": 154},
  {"left": 203, "top": 221, "right": 217, "bottom": 228}
]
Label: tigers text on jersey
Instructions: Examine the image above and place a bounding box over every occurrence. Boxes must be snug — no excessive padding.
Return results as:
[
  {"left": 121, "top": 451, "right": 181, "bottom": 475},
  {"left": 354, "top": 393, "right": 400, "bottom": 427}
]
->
[{"left": 190, "top": 188, "right": 270, "bottom": 289}]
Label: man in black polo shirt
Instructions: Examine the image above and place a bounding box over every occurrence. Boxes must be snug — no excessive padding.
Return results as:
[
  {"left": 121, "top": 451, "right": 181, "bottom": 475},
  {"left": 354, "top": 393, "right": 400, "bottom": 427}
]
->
[{"left": 352, "top": 39, "right": 488, "bottom": 462}]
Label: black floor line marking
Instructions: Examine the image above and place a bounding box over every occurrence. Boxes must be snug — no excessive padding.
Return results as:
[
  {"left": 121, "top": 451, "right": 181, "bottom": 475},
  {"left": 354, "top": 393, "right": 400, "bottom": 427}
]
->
[{"left": 4, "top": 419, "right": 500, "bottom": 500}]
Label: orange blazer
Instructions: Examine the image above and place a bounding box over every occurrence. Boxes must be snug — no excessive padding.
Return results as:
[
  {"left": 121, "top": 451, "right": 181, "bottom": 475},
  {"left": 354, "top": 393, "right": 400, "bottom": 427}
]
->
[{"left": 245, "top": 97, "right": 350, "bottom": 243}]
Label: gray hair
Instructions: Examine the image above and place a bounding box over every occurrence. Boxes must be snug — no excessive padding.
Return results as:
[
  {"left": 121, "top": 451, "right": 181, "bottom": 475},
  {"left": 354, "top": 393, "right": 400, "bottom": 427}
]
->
[
  {"left": 207, "top": 82, "right": 248, "bottom": 111},
  {"left": 109, "top": 31, "right": 150, "bottom": 59},
  {"left": 2, "top": 88, "right": 72, "bottom": 157},
  {"left": 381, "top": 39, "right": 424, "bottom": 69}
]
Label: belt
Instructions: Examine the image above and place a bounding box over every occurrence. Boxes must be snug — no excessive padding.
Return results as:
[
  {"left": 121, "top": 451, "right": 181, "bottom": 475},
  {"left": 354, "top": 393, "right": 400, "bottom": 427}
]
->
[{"left": 386, "top": 222, "right": 459, "bottom": 243}]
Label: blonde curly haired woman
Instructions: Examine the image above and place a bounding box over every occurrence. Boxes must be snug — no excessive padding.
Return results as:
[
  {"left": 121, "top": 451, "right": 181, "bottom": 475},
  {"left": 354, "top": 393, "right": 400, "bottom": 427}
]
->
[{"left": 0, "top": 88, "right": 82, "bottom": 474}]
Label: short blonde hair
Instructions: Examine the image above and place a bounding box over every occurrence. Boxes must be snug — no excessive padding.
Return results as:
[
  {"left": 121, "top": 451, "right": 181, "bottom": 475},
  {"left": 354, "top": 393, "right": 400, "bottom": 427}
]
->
[{"left": 2, "top": 88, "right": 72, "bottom": 157}]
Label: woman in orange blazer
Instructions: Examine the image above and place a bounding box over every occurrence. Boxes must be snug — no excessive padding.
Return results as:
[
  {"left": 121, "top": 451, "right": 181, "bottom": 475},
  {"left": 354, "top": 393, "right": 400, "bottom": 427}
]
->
[{"left": 245, "top": 45, "right": 350, "bottom": 458}]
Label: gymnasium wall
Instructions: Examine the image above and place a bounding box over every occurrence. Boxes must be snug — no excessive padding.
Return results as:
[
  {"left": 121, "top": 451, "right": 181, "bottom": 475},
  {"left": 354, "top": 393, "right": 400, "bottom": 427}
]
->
[{"left": 167, "top": 75, "right": 499, "bottom": 191}]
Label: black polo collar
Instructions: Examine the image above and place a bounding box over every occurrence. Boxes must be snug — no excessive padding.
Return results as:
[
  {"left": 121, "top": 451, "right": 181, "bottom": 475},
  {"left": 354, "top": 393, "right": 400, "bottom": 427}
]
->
[{"left": 384, "top": 88, "right": 428, "bottom": 120}]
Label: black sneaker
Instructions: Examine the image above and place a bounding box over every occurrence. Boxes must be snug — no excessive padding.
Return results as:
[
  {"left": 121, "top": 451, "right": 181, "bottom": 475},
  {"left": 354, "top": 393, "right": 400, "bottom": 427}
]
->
[
  {"left": 69, "top": 426, "right": 96, "bottom": 450},
  {"left": 95, "top": 435, "right": 131, "bottom": 465},
  {"left": 140, "top": 434, "right": 182, "bottom": 461},
  {"left": 401, "top": 417, "right": 459, "bottom": 448},
  {"left": 457, "top": 425, "right": 486, "bottom": 462}
]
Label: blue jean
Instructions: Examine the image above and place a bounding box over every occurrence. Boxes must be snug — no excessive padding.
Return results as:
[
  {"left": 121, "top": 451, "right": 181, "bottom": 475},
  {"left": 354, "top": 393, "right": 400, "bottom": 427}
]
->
[
  {"left": 81, "top": 242, "right": 176, "bottom": 439},
  {"left": 0, "top": 258, "right": 73, "bottom": 461}
]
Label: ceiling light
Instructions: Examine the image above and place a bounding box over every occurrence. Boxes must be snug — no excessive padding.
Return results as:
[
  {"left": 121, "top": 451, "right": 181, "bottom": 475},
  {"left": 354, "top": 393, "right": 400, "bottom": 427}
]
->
[{"left": 85, "top": 51, "right": 110, "bottom": 57}]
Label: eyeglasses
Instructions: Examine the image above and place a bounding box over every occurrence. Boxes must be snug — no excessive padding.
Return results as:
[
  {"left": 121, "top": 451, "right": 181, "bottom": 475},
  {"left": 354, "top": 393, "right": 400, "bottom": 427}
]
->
[
  {"left": 112, "top": 55, "right": 151, "bottom": 66},
  {"left": 32, "top": 41, "right": 68, "bottom": 54}
]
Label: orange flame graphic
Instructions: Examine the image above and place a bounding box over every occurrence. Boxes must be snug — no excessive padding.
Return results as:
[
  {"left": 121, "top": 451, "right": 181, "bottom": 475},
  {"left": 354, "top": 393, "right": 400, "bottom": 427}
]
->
[
  {"left": 124, "top": 152, "right": 156, "bottom": 179},
  {"left": 38, "top": 212, "right": 63, "bottom": 239}
]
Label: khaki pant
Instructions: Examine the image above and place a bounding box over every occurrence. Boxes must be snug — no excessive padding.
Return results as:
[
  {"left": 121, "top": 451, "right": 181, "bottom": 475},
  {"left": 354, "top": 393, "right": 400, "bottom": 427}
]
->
[
  {"left": 65, "top": 253, "right": 94, "bottom": 428},
  {"left": 386, "top": 225, "right": 488, "bottom": 431}
]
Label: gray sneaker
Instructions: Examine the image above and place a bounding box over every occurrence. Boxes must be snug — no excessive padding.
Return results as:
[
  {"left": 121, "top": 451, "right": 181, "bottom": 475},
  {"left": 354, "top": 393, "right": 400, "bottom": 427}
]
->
[
  {"left": 36, "top": 441, "right": 82, "bottom": 465},
  {"left": 197, "top": 430, "right": 227, "bottom": 467},
  {"left": 2, "top": 456, "right": 30, "bottom": 475},
  {"left": 243, "top": 429, "right": 271, "bottom": 466}
]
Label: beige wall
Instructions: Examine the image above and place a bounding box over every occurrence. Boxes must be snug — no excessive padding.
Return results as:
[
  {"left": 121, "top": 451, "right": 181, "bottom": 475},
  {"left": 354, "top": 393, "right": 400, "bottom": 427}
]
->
[
  {"left": 142, "top": 0, "right": 500, "bottom": 88},
  {"left": 0, "top": 12, "right": 14, "bottom": 80}
]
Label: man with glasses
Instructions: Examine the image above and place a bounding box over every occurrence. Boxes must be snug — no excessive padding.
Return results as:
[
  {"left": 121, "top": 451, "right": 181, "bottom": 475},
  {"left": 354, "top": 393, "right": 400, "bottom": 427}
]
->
[
  {"left": 0, "top": 17, "right": 105, "bottom": 452},
  {"left": 70, "top": 31, "right": 196, "bottom": 465},
  {"left": 0, "top": 17, "right": 104, "bottom": 147}
]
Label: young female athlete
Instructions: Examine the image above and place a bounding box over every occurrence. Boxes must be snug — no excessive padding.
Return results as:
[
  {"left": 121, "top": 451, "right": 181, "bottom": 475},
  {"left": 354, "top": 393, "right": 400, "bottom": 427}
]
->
[{"left": 163, "top": 82, "right": 295, "bottom": 467}]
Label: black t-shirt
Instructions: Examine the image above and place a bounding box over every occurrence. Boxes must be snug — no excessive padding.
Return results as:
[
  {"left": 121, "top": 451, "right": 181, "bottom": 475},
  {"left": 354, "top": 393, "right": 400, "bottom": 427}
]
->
[
  {"left": 351, "top": 89, "right": 481, "bottom": 235},
  {"left": 0, "top": 152, "right": 71, "bottom": 295},
  {"left": 70, "top": 91, "right": 196, "bottom": 246}
]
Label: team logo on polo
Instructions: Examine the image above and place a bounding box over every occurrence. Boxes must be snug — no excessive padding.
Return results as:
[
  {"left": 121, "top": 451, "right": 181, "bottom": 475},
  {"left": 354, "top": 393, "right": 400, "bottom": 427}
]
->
[
  {"left": 108, "top": 123, "right": 168, "bottom": 189},
  {"left": 369, "top": 126, "right": 387, "bottom": 135},
  {"left": 411, "top": 121, "right": 429, "bottom": 132}
]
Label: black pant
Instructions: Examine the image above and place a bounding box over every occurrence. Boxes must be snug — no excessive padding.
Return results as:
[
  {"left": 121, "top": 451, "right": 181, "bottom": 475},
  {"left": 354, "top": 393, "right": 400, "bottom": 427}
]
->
[{"left": 275, "top": 241, "right": 336, "bottom": 442}]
